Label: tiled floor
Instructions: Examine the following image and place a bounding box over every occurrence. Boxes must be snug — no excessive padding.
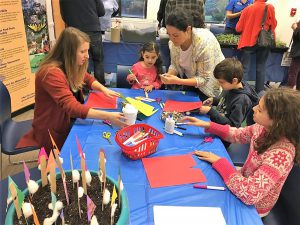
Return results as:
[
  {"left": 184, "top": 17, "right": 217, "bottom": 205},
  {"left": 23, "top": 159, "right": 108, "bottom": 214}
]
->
[{"left": 0, "top": 109, "right": 39, "bottom": 180}]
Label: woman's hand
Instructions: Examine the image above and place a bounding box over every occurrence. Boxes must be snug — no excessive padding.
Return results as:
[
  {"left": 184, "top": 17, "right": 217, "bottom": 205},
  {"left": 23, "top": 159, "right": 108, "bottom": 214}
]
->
[
  {"left": 144, "top": 85, "right": 153, "bottom": 92},
  {"left": 102, "top": 88, "right": 120, "bottom": 98},
  {"left": 160, "top": 74, "right": 181, "bottom": 85},
  {"left": 106, "top": 112, "right": 127, "bottom": 128},
  {"left": 181, "top": 116, "right": 211, "bottom": 128},
  {"left": 203, "top": 97, "right": 213, "bottom": 106},
  {"left": 194, "top": 150, "right": 221, "bottom": 164},
  {"left": 199, "top": 106, "right": 211, "bottom": 114}
]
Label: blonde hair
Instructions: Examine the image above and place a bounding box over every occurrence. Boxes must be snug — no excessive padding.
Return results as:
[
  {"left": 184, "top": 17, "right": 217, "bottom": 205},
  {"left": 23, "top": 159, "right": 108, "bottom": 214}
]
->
[
  {"left": 37, "top": 27, "right": 90, "bottom": 91},
  {"left": 255, "top": 88, "right": 300, "bottom": 164}
]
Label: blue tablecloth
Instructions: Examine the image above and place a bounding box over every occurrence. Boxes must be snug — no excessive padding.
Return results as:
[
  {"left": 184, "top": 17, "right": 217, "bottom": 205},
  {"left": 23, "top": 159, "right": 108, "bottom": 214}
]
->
[
  {"left": 60, "top": 88, "right": 263, "bottom": 225},
  {"left": 103, "top": 40, "right": 287, "bottom": 82}
]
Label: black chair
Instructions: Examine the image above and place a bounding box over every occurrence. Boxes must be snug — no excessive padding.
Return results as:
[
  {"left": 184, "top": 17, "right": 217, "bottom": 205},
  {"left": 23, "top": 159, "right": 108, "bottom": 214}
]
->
[
  {"left": 263, "top": 164, "right": 300, "bottom": 225},
  {"left": 0, "top": 81, "right": 38, "bottom": 178},
  {"left": 116, "top": 65, "right": 132, "bottom": 88},
  {"left": 227, "top": 143, "right": 250, "bottom": 167}
]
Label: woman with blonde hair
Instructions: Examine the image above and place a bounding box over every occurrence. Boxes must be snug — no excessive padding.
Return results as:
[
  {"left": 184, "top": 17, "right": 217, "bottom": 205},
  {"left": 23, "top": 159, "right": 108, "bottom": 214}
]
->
[{"left": 17, "top": 27, "right": 126, "bottom": 154}]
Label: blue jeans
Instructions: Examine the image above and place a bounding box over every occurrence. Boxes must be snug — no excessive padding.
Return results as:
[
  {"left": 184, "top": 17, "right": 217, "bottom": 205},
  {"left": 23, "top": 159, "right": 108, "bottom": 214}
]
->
[
  {"left": 86, "top": 31, "right": 104, "bottom": 84},
  {"left": 241, "top": 46, "right": 270, "bottom": 92}
]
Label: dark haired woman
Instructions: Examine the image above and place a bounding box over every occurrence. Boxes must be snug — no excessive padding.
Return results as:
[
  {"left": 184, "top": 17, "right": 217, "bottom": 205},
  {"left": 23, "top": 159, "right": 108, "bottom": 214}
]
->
[{"left": 160, "top": 9, "right": 224, "bottom": 100}]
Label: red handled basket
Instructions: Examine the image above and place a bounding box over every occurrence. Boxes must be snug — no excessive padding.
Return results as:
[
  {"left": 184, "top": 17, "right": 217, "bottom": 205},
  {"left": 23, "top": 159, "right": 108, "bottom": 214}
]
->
[{"left": 115, "top": 123, "right": 164, "bottom": 160}]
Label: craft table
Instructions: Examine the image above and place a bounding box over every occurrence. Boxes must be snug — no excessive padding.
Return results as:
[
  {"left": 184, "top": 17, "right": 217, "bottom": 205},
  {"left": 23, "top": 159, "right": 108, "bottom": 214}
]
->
[{"left": 59, "top": 88, "right": 263, "bottom": 225}]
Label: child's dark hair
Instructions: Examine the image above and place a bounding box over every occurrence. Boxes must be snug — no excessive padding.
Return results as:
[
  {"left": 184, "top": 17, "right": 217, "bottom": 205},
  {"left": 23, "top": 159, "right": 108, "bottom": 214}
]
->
[
  {"left": 139, "top": 41, "right": 164, "bottom": 74},
  {"left": 166, "top": 9, "right": 205, "bottom": 31},
  {"left": 255, "top": 87, "right": 300, "bottom": 164},
  {"left": 213, "top": 58, "right": 244, "bottom": 83}
]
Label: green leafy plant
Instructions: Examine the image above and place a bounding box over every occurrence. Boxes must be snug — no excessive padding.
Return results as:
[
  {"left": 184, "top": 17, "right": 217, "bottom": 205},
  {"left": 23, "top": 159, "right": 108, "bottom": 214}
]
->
[{"left": 215, "top": 34, "right": 287, "bottom": 48}]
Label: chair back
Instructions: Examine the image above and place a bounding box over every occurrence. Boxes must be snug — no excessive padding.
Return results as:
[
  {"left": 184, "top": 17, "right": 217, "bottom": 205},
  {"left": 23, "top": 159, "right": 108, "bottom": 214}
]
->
[
  {"left": 116, "top": 65, "right": 133, "bottom": 88},
  {"left": 0, "top": 81, "right": 12, "bottom": 144},
  {"left": 263, "top": 164, "right": 300, "bottom": 225},
  {"left": 280, "top": 164, "right": 300, "bottom": 225}
]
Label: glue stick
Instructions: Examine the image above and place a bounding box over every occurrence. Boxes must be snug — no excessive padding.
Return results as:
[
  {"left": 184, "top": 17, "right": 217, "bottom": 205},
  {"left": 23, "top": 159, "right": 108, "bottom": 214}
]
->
[{"left": 165, "top": 114, "right": 175, "bottom": 134}]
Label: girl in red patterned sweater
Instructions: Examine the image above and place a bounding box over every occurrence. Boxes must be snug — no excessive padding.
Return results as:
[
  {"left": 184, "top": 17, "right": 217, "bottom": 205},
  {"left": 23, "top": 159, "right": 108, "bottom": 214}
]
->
[{"left": 182, "top": 87, "right": 300, "bottom": 217}]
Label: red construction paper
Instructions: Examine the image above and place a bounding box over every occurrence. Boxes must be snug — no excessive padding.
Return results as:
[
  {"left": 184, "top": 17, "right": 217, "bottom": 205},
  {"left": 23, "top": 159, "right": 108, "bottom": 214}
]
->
[
  {"left": 142, "top": 155, "right": 206, "bottom": 188},
  {"left": 86, "top": 92, "right": 117, "bottom": 109},
  {"left": 163, "top": 100, "right": 202, "bottom": 112}
]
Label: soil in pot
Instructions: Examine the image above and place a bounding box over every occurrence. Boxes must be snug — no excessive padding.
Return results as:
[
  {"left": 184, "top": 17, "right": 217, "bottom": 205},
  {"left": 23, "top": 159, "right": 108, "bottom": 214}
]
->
[{"left": 13, "top": 173, "right": 121, "bottom": 225}]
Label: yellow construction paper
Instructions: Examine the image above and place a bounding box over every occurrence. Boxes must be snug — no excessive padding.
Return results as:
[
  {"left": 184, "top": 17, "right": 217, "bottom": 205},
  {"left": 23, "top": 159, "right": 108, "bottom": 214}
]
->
[{"left": 125, "top": 97, "right": 158, "bottom": 116}]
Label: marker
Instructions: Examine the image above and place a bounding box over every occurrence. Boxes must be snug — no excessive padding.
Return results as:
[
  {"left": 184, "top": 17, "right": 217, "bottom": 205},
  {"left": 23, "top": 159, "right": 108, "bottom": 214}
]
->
[
  {"left": 175, "top": 122, "right": 188, "bottom": 125},
  {"left": 173, "top": 129, "right": 183, "bottom": 137},
  {"left": 174, "top": 125, "right": 186, "bottom": 130},
  {"left": 193, "top": 185, "right": 226, "bottom": 191}
]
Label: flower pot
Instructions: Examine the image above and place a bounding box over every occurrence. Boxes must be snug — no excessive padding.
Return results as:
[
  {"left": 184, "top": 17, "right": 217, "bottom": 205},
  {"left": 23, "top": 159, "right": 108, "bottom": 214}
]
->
[{"left": 5, "top": 170, "right": 129, "bottom": 225}]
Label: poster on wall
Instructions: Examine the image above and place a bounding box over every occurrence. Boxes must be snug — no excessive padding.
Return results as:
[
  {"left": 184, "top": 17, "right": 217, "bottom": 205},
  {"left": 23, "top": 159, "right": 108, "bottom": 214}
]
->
[{"left": 0, "top": 0, "right": 49, "bottom": 112}]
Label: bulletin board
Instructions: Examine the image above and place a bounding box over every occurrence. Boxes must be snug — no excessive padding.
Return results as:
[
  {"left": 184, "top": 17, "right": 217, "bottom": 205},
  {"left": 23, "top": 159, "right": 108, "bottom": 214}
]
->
[{"left": 0, "top": 0, "right": 50, "bottom": 112}]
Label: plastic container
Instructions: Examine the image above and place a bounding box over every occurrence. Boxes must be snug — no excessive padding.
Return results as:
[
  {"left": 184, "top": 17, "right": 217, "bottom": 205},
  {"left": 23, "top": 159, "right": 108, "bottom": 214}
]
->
[
  {"left": 5, "top": 170, "right": 129, "bottom": 225},
  {"left": 165, "top": 114, "right": 175, "bottom": 134},
  {"left": 115, "top": 124, "right": 164, "bottom": 160},
  {"left": 122, "top": 104, "right": 138, "bottom": 125},
  {"left": 121, "top": 20, "right": 157, "bottom": 43}
]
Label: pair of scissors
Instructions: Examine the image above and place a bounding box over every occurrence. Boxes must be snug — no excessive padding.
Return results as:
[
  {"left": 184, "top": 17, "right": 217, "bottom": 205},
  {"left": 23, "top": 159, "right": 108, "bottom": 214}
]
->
[{"left": 102, "top": 132, "right": 112, "bottom": 144}]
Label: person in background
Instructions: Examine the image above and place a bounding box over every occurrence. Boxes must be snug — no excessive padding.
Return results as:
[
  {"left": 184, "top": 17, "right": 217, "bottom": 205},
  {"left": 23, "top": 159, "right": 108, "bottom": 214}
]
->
[
  {"left": 99, "top": 0, "right": 119, "bottom": 34},
  {"left": 17, "top": 27, "right": 126, "bottom": 155},
  {"left": 160, "top": 9, "right": 224, "bottom": 100},
  {"left": 60, "top": 0, "right": 106, "bottom": 85},
  {"left": 224, "top": 0, "right": 253, "bottom": 35},
  {"left": 287, "top": 21, "right": 300, "bottom": 90},
  {"left": 200, "top": 58, "right": 259, "bottom": 147},
  {"left": 164, "top": 0, "right": 206, "bottom": 29},
  {"left": 182, "top": 87, "right": 300, "bottom": 217},
  {"left": 127, "top": 42, "right": 163, "bottom": 92},
  {"left": 236, "top": 0, "right": 277, "bottom": 93},
  {"left": 157, "top": 0, "right": 168, "bottom": 28}
]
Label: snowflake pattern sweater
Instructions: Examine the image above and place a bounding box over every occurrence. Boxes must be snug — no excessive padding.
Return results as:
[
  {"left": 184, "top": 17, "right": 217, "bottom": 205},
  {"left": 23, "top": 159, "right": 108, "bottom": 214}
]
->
[{"left": 206, "top": 122, "right": 295, "bottom": 216}]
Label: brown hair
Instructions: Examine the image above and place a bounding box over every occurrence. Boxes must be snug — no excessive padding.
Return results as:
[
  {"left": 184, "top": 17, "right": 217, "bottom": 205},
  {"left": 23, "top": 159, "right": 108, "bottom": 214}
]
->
[
  {"left": 37, "top": 27, "right": 90, "bottom": 91},
  {"left": 139, "top": 41, "right": 163, "bottom": 74},
  {"left": 255, "top": 88, "right": 300, "bottom": 164},
  {"left": 213, "top": 58, "right": 244, "bottom": 83}
]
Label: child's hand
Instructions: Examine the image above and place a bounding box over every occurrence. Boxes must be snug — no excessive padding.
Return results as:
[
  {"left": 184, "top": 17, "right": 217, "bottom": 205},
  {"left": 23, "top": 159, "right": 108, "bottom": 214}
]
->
[
  {"left": 160, "top": 74, "right": 180, "bottom": 84},
  {"left": 180, "top": 116, "right": 210, "bottom": 128},
  {"left": 203, "top": 97, "right": 213, "bottom": 106},
  {"left": 128, "top": 74, "right": 137, "bottom": 82},
  {"left": 194, "top": 150, "right": 221, "bottom": 164},
  {"left": 199, "top": 106, "right": 211, "bottom": 114},
  {"left": 144, "top": 85, "right": 153, "bottom": 92}
]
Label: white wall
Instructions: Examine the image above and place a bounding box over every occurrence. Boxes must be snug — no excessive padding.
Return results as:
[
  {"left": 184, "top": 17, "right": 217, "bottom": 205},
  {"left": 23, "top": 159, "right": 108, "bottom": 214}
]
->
[
  {"left": 146, "top": 0, "right": 161, "bottom": 20},
  {"left": 146, "top": 0, "right": 300, "bottom": 45},
  {"left": 268, "top": 0, "right": 300, "bottom": 44}
]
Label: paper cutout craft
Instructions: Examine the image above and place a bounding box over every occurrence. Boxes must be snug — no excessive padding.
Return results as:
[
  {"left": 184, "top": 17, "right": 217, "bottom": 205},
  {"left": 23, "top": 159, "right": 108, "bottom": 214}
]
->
[
  {"left": 163, "top": 100, "right": 202, "bottom": 112},
  {"left": 111, "top": 185, "right": 117, "bottom": 207},
  {"left": 76, "top": 136, "right": 85, "bottom": 159},
  {"left": 142, "top": 154, "right": 206, "bottom": 188},
  {"left": 38, "top": 147, "right": 48, "bottom": 164},
  {"left": 126, "top": 97, "right": 158, "bottom": 116},
  {"left": 86, "top": 92, "right": 118, "bottom": 109},
  {"left": 87, "top": 195, "right": 96, "bottom": 222},
  {"left": 23, "top": 161, "right": 30, "bottom": 183}
]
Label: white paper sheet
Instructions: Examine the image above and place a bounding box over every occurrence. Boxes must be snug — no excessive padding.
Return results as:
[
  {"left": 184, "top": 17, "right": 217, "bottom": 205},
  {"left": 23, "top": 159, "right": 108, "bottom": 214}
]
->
[{"left": 153, "top": 205, "right": 226, "bottom": 225}]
